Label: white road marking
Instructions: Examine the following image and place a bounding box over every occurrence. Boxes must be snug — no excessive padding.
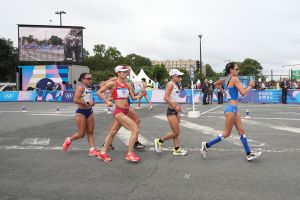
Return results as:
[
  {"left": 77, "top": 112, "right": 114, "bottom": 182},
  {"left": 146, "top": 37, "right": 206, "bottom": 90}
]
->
[
  {"left": 154, "top": 115, "right": 268, "bottom": 147},
  {"left": 116, "top": 127, "right": 154, "bottom": 146},
  {"left": 242, "top": 119, "right": 300, "bottom": 135},
  {"left": 0, "top": 145, "right": 299, "bottom": 153},
  {"left": 200, "top": 105, "right": 223, "bottom": 116},
  {"left": 21, "top": 138, "right": 50, "bottom": 145}
]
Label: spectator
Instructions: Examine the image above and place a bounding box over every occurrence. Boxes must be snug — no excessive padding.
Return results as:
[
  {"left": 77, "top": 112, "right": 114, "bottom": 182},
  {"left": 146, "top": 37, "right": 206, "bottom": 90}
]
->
[
  {"left": 280, "top": 78, "right": 288, "bottom": 104},
  {"left": 217, "top": 84, "right": 224, "bottom": 104},
  {"left": 207, "top": 80, "right": 214, "bottom": 104},
  {"left": 202, "top": 79, "right": 209, "bottom": 105},
  {"left": 146, "top": 80, "right": 154, "bottom": 90}
]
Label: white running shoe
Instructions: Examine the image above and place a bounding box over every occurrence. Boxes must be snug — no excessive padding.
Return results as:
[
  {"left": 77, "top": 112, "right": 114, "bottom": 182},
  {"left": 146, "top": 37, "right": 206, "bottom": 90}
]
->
[
  {"left": 154, "top": 138, "right": 163, "bottom": 152},
  {"left": 247, "top": 151, "right": 262, "bottom": 161},
  {"left": 201, "top": 141, "right": 208, "bottom": 159}
]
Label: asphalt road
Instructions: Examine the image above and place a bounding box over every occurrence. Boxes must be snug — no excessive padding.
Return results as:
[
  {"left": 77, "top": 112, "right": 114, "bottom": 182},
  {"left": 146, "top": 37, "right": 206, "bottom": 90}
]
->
[{"left": 0, "top": 102, "right": 299, "bottom": 200}]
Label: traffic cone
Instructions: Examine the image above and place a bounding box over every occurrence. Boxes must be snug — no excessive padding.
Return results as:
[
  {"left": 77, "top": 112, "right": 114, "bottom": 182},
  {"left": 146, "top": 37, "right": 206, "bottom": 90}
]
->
[
  {"left": 244, "top": 109, "right": 251, "bottom": 119},
  {"left": 22, "top": 106, "right": 28, "bottom": 112},
  {"left": 56, "top": 106, "right": 61, "bottom": 113}
]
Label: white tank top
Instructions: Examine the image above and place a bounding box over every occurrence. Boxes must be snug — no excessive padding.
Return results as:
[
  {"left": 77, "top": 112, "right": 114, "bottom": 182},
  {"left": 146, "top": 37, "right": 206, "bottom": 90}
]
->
[
  {"left": 170, "top": 82, "right": 179, "bottom": 102},
  {"left": 82, "top": 87, "right": 93, "bottom": 102}
]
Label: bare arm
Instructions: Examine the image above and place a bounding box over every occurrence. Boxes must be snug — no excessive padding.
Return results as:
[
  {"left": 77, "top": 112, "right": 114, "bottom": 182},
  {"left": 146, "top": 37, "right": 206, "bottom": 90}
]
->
[
  {"left": 97, "top": 81, "right": 115, "bottom": 106},
  {"left": 214, "top": 79, "right": 226, "bottom": 94},
  {"left": 73, "top": 86, "right": 88, "bottom": 106},
  {"left": 128, "top": 84, "right": 139, "bottom": 100},
  {"left": 232, "top": 77, "right": 255, "bottom": 96}
]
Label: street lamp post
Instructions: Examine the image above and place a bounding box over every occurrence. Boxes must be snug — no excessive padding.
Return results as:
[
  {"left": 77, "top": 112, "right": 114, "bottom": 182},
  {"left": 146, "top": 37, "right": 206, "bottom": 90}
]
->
[
  {"left": 198, "top": 35, "right": 203, "bottom": 82},
  {"left": 55, "top": 11, "right": 66, "bottom": 26}
]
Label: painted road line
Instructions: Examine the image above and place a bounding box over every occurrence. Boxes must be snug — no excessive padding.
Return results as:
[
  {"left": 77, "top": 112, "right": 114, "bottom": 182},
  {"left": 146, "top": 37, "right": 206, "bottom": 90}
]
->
[
  {"left": 0, "top": 145, "right": 299, "bottom": 153},
  {"left": 205, "top": 116, "right": 300, "bottom": 121},
  {"left": 200, "top": 105, "right": 223, "bottom": 116},
  {"left": 21, "top": 138, "right": 50, "bottom": 145},
  {"left": 154, "top": 115, "right": 268, "bottom": 147},
  {"left": 29, "top": 114, "right": 75, "bottom": 117},
  {"left": 242, "top": 119, "right": 300, "bottom": 135},
  {"left": 116, "top": 127, "right": 154, "bottom": 146}
]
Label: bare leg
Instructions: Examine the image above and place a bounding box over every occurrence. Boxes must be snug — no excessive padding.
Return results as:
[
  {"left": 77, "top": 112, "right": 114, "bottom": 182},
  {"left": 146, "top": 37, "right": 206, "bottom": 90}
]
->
[{"left": 70, "top": 114, "right": 86, "bottom": 141}]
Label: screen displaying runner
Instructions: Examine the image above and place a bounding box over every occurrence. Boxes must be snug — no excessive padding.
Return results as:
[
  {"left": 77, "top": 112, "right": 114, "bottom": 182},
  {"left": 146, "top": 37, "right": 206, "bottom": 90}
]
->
[{"left": 18, "top": 25, "right": 83, "bottom": 62}]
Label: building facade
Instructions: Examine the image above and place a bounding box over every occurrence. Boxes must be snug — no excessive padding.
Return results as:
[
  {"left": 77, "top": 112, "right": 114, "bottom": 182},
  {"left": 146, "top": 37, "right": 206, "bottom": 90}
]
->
[{"left": 151, "top": 59, "right": 206, "bottom": 75}]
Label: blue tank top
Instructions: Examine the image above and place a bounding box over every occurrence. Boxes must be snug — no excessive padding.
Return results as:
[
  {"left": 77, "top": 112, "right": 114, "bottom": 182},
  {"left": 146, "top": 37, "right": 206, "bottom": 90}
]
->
[{"left": 224, "top": 76, "right": 238, "bottom": 101}]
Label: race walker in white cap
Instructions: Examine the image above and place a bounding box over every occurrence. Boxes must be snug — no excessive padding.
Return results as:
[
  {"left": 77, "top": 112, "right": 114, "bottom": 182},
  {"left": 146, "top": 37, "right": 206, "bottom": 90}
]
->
[{"left": 154, "top": 69, "right": 187, "bottom": 156}]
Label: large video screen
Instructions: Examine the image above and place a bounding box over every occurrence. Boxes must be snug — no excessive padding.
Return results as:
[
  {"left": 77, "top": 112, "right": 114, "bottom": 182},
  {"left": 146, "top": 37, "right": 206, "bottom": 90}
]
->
[{"left": 18, "top": 25, "right": 83, "bottom": 62}]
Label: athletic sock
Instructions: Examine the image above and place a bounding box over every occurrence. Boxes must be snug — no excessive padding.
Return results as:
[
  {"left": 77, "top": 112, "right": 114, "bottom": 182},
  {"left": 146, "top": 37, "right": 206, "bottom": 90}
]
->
[
  {"left": 159, "top": 139, "right": 164, "bottom": 143},
  {"left": 240, "top": 135, "right": 251, "bottom": 155},
  {"left": 206, "top": 134, "right": 223, "bottom": 148},
  {"left": 174, "top": 147, "right": 180, "bottom": 151}
]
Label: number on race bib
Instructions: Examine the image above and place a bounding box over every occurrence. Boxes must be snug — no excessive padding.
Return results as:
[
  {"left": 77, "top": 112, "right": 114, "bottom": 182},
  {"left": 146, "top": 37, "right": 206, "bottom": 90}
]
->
[{"left": 117, "top": 88, "right": 129, "bottom": 98}]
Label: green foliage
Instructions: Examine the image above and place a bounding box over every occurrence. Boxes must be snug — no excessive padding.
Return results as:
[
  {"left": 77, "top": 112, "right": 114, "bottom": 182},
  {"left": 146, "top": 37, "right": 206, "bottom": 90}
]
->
[
  {"left": 0, "top": 38, "right": 18, "bottom": 82},
  {"left": 238, "top": 58, "right": 263, "bottom": 80}
]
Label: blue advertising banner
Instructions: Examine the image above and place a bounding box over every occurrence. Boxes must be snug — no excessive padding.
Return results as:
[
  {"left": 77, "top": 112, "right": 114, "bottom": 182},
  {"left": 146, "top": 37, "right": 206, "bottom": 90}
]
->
[
  {"left": 0, "top": 91, "right": 19, "bottom": 102},
  {"left": 1, "top": 89, "right": 300, "bottom": 104}
]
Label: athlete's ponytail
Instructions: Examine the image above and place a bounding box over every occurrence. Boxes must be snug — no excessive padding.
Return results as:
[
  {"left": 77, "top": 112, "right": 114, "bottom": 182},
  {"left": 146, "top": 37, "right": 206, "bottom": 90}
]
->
[{"left": 224, "top": 62, "right": 236, "bottom": 76}]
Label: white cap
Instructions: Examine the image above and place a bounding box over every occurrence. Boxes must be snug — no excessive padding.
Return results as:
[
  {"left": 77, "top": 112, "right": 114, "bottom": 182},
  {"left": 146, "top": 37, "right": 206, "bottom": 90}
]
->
[
  {"left": 115, "top": 65, "right": 129, "bottom": 73},
  {"left": 209, "top": 80, "right": 213, "bottom": 83},
  {"left": 169, "top": 69, "right": 184, "bottom": 76}
]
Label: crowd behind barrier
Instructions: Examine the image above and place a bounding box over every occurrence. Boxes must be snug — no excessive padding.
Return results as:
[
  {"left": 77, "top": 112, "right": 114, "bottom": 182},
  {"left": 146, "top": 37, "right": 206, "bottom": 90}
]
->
[{"left": 0, "top": 89, "right": 300, "bottom": 104}]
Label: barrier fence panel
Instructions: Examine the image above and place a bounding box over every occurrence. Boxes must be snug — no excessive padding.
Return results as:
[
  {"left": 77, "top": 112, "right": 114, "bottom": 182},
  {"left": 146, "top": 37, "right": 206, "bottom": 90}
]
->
[{"left": 0, "top": 89, "right": 299, "bottom": 103}]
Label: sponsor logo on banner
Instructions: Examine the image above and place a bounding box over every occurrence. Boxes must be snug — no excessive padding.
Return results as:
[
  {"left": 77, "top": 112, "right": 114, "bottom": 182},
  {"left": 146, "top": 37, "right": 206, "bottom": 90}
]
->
[
  {"left": 65, "top": 92, "right": 74, "bottom": 99},
  {"left": 4, "top": 94, "right": 14, "bottom": 99}
]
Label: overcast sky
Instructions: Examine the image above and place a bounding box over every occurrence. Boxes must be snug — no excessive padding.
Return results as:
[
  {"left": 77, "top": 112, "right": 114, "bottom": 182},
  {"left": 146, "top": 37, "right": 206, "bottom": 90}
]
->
[{"left": 1, "top": 0, "right": 300, "bottom": 73}]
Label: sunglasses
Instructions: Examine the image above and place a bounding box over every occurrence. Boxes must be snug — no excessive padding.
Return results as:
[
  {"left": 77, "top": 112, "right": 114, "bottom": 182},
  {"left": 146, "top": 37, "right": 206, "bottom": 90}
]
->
[
  {"left": 234, "top": 68, "right": 239, "bottom": 71},
  {"left": 84, "top": 78, "right": 92, "bottom": 80},
  {"left": 174, "top": 75, "right": 182, "bottom": 78}
]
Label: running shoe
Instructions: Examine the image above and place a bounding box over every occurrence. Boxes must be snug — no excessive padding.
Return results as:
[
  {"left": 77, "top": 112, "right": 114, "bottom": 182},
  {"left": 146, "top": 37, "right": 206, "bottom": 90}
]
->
[
  {"left": 247, "top": 151, "right": 262, "bottom": 161},
  {"left": 173, "top": 148, "right": 188, "bottom": 156},
  {"left": 201, "top": 141, "right": 208, "bottom": 159},
  {"left": 98, "top": 152, "right": 112, "bottom": 162},
  {"left": 88, "top": 148, "right": 99, "bottom": 156},
  {"left": 125, "top": 152, "right": 141, "bottom": 162},
  {"left": 148, "top": 106, "right": 153, "bottom": 111},
  {"left": 62, "top": 137, "right": 71, "bottom": 151},
  {"left": 154, "top": 138, "right": 163, "bottom": 152},
  {"left": 134, "top": 141, "right": 145, "bottom": 150}
]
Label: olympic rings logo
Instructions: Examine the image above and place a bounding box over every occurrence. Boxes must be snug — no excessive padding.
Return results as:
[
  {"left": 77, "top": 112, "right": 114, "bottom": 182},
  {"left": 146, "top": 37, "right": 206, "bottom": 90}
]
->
[
  {"left": 3, "top": 94, "right": 14, "bottom": 99},
  {"left": 65, "top": 93, "right": 74, "bottom": 99}
]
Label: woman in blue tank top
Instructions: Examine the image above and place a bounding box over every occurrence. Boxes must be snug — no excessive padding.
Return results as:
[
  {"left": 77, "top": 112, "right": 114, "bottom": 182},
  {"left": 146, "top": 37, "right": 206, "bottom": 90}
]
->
[{"left": 200, "top": 62, "right": 262, "bottom": 161}]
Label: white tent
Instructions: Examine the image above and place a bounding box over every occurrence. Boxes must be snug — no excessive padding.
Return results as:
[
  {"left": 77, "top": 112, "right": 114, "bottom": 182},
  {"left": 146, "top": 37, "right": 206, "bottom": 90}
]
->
[
  {"left": 131, "top": 69, "right": 152, "bottom": 83},
  {"left": 128, "top": 67, "right": 138, "bottom": 80}
]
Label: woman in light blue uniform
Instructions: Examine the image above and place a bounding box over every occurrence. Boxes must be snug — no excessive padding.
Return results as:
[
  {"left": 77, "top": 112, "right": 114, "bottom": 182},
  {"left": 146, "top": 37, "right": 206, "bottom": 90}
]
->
[{"left": 201, "top": 62, "right": 262, "bottom": 161}]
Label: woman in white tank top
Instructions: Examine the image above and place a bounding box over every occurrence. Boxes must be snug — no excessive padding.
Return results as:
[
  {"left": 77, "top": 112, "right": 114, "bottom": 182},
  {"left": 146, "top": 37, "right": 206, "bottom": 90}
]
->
[{"left": 154, "top": 69, "right": 187, "bottom": 156}]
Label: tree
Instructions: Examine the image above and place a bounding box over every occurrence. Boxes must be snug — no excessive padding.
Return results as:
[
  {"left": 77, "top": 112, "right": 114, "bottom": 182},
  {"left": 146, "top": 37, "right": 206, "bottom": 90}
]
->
[
  {"left": 238, "top": 58, "right": 263, "bottom": 80},
  {"left": 48, "top": 35, "right": 62, "bottom": 45},
  {"left": 150, "top": 64, "right": 169, "bottom": 84},
  {"left": 0, "top": 38, "right": 18, "bottom": 82}
]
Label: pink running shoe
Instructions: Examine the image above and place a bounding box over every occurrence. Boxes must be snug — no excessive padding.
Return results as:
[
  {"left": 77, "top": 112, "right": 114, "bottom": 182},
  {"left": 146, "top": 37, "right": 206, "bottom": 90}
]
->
[
  {"left": 125, "top": 152, "right": 141, "bottom": 162},
  {"left": 98, "top": 152, "right": 112, "bottom": 162},
  {"left": 88, "top": 148, "right": 99, "bottom": 157},
  {"left": 62, "top": 137, "right": 71, "bottom": 151}
]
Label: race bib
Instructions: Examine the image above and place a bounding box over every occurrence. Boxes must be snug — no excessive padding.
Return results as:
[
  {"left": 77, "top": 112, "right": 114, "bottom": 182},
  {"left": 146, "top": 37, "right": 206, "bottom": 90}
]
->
[
  {"left": 117, "top": 88, "right": 129, "bottom": 98},
  {"left": 225, "top": 90, "right": 231, "bottom": 100},
  {"left": 82, "top": 93, "right": 93, "bottom": 102}
]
